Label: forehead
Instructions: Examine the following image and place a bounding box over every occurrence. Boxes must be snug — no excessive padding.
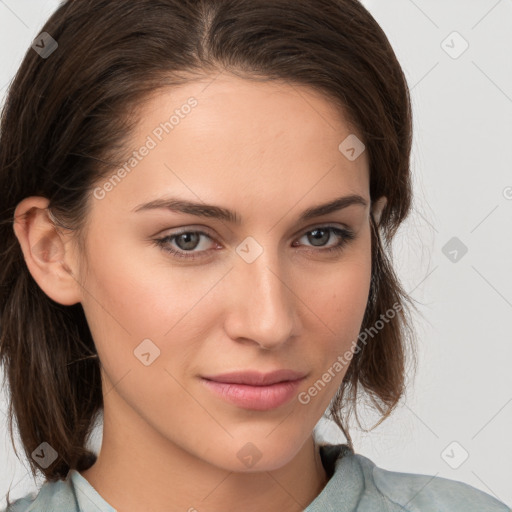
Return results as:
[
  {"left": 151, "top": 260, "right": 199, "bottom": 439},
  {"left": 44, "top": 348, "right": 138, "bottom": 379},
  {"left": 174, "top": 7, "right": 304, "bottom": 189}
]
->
[{"left": 96, "top": 74, "right": 370, "bottom": 217}]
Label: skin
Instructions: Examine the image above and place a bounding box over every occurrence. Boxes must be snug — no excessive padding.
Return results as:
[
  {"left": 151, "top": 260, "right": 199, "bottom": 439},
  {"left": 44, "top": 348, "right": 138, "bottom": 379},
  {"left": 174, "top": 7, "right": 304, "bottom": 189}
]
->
[{"left": 13, "top": 74, "right": 386, "bottom": 512}]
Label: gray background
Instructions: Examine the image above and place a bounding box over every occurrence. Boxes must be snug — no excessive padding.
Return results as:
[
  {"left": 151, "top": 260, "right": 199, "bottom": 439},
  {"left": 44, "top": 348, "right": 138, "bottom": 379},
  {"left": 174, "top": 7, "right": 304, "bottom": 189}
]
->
[{"left": 1, "top": 0, "right": 511, "bottom": 508}]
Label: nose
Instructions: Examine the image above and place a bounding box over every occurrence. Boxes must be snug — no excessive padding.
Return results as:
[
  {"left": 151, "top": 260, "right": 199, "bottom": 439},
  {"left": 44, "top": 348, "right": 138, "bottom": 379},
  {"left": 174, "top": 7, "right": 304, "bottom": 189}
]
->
[{"left": 223, "top": 247, "right": 298, "bottom": 351}]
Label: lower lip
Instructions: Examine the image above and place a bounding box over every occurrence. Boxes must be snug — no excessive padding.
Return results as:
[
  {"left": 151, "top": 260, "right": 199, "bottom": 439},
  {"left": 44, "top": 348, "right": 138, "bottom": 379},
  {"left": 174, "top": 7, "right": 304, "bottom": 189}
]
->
[{"left": 200, "top": 377, "right": 304, "bottom": 411}]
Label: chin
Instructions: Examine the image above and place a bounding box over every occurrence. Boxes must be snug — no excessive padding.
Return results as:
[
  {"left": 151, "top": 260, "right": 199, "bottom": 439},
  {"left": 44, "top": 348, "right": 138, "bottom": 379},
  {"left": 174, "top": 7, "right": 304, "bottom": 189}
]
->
[{"left": 200, "top": 431, "right": 309, "bottom": 473}]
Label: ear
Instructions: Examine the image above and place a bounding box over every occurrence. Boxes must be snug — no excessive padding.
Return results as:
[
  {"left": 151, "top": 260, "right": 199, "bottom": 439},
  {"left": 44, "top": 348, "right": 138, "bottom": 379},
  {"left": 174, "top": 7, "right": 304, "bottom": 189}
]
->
[
  {"left": 12, "top": 196, "right": 83, "bottom": 306},
  {"left": 371, "top": 196, "right": 387, "bottom": 226}
]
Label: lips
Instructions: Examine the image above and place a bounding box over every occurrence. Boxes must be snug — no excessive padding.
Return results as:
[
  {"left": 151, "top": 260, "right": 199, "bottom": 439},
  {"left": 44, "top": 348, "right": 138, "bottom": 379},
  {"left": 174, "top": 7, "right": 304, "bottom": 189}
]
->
[
  {"left": 200, "top": 369, "right": 308, "bottom": 410},
  {"left": 201, "top": 369, "right": 307, "bottom": 386}
]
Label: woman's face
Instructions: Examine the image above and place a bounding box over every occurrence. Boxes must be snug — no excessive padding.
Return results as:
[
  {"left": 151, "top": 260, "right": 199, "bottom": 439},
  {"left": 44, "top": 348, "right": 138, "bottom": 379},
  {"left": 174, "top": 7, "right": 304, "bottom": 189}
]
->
[{"left": 75, "top": 75, "right": 381, "bottom": 472}]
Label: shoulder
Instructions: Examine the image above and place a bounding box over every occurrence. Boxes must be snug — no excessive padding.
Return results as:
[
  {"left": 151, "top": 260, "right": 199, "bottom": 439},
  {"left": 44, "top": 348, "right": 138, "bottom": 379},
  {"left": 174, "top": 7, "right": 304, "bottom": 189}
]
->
[
  {"left": 2, "top": 470, "right": 116, "bottom": 512},
  {"left": 1, "top": 492, "right": 36, "bottom": 512},
  {"left": 1, "top": 473, "right": 79, "bottom": 512},
  {"left": 352, "top": 451, "right": 511, "bottom": 512}
]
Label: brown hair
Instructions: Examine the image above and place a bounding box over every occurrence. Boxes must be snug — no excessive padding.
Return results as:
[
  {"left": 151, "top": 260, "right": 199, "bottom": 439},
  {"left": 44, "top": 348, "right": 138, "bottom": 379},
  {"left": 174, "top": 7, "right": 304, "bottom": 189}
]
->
[{"left": 0, "top": 0, "right": 418, "bottom": 497}]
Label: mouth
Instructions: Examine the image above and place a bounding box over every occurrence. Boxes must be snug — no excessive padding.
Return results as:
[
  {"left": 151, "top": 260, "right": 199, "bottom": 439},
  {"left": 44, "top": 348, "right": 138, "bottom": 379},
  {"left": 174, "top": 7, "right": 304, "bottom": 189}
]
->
[{"left": 200, "top": 369, "right": 307, "bottom": 411}]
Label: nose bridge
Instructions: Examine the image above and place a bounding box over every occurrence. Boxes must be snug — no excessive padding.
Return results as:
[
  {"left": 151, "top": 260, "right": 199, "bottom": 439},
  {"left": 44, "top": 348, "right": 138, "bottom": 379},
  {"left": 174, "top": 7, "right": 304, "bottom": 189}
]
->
[{"left": 230, "top": 236, "right": 296, "bottom": 348}]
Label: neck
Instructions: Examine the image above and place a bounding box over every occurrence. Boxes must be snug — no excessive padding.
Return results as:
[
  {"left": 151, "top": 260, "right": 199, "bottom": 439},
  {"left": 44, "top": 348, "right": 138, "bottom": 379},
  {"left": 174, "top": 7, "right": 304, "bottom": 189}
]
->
[{"left": 81, "top": 395, "right": 329, "bottom": 512}]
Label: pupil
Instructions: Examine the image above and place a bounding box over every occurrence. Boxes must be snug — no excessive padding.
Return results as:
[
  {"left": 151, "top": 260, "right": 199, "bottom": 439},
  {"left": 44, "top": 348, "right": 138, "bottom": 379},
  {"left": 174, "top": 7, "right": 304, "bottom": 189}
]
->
[
  {"left": 178, "top": 233, "right": 199, "bottom": 250},
  {"left": 309, "top": 228, "right": 328, "bottom": 247}
]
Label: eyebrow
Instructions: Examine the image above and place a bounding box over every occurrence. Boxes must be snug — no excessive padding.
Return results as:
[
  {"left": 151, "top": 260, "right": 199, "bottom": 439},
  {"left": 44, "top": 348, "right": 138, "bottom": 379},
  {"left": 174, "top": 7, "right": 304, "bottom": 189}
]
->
[{"left": 132, "top": 194, "right": 368, "bottom": 224}]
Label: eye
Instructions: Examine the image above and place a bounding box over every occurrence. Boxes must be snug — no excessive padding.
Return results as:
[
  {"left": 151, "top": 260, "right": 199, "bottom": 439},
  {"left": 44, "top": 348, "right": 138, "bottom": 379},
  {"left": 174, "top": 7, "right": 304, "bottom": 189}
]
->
[
  {"left": 154, "top": 225, "right": 356, "bottom": 261},
  {"left": 154, "top": 230, "right": 215, "bottom": 260},
  {"left": 294, "top": 226, "right": 356, "bottom": 255}
]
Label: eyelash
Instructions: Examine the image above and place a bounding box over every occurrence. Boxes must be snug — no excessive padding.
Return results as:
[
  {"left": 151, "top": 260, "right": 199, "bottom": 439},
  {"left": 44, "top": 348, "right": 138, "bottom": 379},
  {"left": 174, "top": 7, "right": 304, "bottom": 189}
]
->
[{"left": 154, "top": 226, "right": 356, "bottom": 261}]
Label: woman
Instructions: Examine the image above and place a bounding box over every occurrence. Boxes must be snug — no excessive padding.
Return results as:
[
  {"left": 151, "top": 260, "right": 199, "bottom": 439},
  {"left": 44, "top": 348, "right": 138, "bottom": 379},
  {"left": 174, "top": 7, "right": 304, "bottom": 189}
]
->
[{"left": 0, "top": 0, "right": 509, "bottom": 511}]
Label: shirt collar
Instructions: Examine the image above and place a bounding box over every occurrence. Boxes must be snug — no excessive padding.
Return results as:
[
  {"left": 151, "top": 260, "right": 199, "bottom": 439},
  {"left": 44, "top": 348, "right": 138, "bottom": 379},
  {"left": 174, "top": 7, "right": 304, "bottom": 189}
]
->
[{"left": 304, "top": 443, "right": 364, "bottom": 512}]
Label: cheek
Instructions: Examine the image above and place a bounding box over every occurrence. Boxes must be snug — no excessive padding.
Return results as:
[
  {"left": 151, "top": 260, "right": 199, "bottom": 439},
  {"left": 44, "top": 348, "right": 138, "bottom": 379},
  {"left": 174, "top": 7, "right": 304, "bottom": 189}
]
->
[
  {"left": 78, "top": 233, "right": 224, "bottom": 384},
  {"left": 80, "top": 229, "right": 200, "bottom": 332},
  {"left": 309, "top": 244, "right": 372, "bottom": 326},
  {"left": 303, "top": 245, "right": 372, "bottom": 369},
  {"left": 331, "top": 259, "right": 372, "bottom": 327},
  {"left": 294, "top": 257, "right": 372, "bottom": 413}
]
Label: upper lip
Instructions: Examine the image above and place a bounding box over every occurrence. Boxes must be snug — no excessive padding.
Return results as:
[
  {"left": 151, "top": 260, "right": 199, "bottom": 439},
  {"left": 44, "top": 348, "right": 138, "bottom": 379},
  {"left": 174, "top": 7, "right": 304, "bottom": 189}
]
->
[{"left": 202, "top": 369, "right": 307, "bottom": 386}]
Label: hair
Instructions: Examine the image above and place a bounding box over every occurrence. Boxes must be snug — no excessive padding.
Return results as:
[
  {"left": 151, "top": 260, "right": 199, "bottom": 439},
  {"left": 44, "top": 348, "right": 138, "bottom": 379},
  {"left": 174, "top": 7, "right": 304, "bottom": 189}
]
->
[{"left": 0, "top": 0, "right": 419, "bottom": 499}]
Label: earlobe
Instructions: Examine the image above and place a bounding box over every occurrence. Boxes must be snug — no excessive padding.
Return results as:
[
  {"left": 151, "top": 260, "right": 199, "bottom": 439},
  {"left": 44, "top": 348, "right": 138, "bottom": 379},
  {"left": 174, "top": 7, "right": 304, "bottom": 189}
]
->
[
  {"left": 12, "top": 196, "right": 82, "bottom": 306},
  {"left": 371, "top": 196, "right": 387, "bottom": 226}
]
